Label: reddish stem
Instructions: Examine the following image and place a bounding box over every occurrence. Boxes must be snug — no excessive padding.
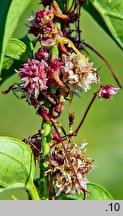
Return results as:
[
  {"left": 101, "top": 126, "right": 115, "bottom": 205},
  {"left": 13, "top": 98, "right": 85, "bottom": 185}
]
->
[
  {"left": 84, "top": 42, "right": 122, "bottom": 89},
  {"left": 51, "top": 93, "right": 97, "bottom": 148},
  {"left": 72, "top": 93, "right": 97, "bottom": 136},
  {"left": 33, "top": 96, "right": 87, "bottom": 199}
]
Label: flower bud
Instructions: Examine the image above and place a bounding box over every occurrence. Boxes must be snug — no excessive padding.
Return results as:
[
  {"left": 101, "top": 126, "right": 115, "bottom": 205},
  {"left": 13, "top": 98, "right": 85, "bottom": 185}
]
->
[{"left": 98, "top": 85, "right": 119, "bottom": 100}]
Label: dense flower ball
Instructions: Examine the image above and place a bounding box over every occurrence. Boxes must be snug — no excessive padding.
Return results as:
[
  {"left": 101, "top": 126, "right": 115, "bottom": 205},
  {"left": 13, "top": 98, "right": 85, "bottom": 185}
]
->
[
  {"left": 46, "top": 142, "right": 93, "bottom": 196},
  {"left": 61, "top": 53, "right": 97, "bottom": 92},
  {"left": 18, "top": 59, "right": 48, "bottom": 97}
]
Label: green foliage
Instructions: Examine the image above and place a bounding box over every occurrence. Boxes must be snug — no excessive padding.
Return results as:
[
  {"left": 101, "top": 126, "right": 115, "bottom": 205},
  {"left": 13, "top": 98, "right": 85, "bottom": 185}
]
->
[
  {"left": 0, "top": 136, "right": 40, "bottom": 200},
  {"left": 56, "top": 182, "right": 113, "bottom": 200},
  {"left": 0, "top": 0, "right": 12, "bottom": 68},
  {"left": 86, "top": 183, "right": 113, "bottom": 200},
  {"left": 4, "top": 38, "right": 26, "bottom": 61},
  {"left": 0, "top": 37, "right": 33, "bottom": 86},
  {"left": 1, "top": 0, "right": 123, "bottom": 84},
  {"left": 84, "top": 0, "right": 123, "bottom": 50},
  {"left": 0, "top": 0, "right": 32, "bottom": 72}
]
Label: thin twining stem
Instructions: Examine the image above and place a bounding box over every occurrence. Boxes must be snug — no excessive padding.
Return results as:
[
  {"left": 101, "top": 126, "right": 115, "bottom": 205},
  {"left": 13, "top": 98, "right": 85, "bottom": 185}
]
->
[
  {"left": 33, "top": 97, "right": 87, "bottom": 199},
  {"left": 83, "top": 42, "right": 122, "bottom": 89},
  {"left": 72, "top": 93, "right": 97, "bottom": 136},
  {"left": 51, "top": 93, "right": 97, "bottom": 148}
]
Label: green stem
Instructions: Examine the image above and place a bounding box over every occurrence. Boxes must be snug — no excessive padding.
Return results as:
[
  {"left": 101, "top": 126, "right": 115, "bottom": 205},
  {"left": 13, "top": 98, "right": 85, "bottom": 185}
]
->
[
  {"left": 0, "top": 183, "right": 40, "bottom": 200},
  {"left": 40, "top": 121, "right": 51, "bottom": 200},
  {"left": 39, "top": 0, "right": 64, "bottom": 200},
  {"left": 50, "top": 21, "right": 61, "bottom": 58},
  {"left": 26, "top": 179, "right": 40, "bottom": 200}
]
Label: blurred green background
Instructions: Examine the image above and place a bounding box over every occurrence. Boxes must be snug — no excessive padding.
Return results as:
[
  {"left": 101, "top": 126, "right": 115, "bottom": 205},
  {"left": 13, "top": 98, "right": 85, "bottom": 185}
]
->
[{"left": 0, "top": 0, "right": 123, "bottom": 199}]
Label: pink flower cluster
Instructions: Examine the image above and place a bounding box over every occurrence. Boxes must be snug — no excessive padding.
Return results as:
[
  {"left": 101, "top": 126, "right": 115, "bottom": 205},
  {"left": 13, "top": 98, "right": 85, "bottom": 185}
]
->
[
  {"left": 16, "top": 5, "right": 120, "bottom": 109},
  {"left": 19, "top": 59, "right": 48, "bottom": 97},
  {"left": 18, "top": 52, "right": 98, "bottom": 98}
]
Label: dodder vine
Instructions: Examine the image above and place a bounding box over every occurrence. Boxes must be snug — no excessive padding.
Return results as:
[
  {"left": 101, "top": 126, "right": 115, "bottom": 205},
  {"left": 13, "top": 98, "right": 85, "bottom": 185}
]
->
[{"left": 3, "top": 0, "right": 121, "bottom": 200}]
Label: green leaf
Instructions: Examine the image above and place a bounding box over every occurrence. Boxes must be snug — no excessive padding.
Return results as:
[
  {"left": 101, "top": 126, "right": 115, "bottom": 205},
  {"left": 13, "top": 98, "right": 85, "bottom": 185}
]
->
[
  {"left": 2, "top": 56, "right": 14, "bottom": 71},
  {"left": 0, "top": 0, "right": 12, "bottom": 64},
  {"left": 86, "top": 182, "right": 113, "bottom": 200},
  {"left": 0, "top": 136, "right": 40, "bottom": 200},
  {"left": 20, "top": 35, "right": 33, "bottom": 61},
  {"left": 0, "top": 59, "right": 21, "bottom": 86},
  {"left": 84, "top": 0, "right": 123, "bottom": 50},
  {"left": 4, "top": 38, "right": 26, "bottom": 60},
  {"left": 56, "top": 182, "right": 113, "bottom": 200},
  {"left": 0, "top": 37, "right": 33, "bottom": 86},
  {"left": 0, "top": 0, "right": 32, "bottom": 72}
]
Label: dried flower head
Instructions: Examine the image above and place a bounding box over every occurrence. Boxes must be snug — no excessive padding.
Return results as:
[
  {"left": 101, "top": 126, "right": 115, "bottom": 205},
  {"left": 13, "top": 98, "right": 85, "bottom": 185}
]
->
[
  {"left": 47, "top": 142, "right": 93, "bottom": 197},
  {"left": 36, "top": 6, "right": 54, "bottom": 26},
  {"left": 28, "top": 6, "right": 61, "bottom": 46},
  {"left": 61, "top": 53, "right": 97, "bottom": 92},
  {"left": 28, "top": 6, "right": 54, "bottom": 29},
  {"left": 18, "top": 59, "right": 48, "bottom": 97},
  {"left": 98, "top": 85, "right": 119, "bottom": 100}
]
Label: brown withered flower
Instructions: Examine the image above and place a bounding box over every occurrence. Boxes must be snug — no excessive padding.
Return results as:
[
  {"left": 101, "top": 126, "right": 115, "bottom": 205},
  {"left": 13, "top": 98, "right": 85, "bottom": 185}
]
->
[{"left": 46, "top": 142, "right": 94, "bottom": 197}]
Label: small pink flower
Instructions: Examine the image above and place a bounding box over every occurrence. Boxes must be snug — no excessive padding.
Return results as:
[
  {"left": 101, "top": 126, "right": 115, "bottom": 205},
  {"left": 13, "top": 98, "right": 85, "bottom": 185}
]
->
[
  {"left": 19, "top": 59, "right": 48, "bottom": 97},
  {"left": 98, "top": 85, "right": 119, "bottom": 100},
  {"left": 28, "top": 7, "right": 54, "bottom": 36},
  {"left": 35, "top": 7, "right": 54, "bottom": 26},
  {"left": 35, "top": 48, "right": 49, "bottom": 61},
  {"left": 28, "top": 6, "right": 54, "bottom": 27}
]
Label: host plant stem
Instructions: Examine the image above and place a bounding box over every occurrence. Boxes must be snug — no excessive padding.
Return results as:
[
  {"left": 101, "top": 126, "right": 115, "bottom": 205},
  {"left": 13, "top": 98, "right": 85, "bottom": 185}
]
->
[{"left": 39, "top": 0, "right": 64, "bottom": 200}]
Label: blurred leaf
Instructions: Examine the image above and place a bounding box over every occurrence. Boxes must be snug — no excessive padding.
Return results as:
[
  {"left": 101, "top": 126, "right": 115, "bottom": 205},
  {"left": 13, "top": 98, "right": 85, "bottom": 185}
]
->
[
  {"left": 86, "top": 182, "right": 113, "bottom": 200},
  {"left": 0, "top": 187, "right": 29, "bottom": 200},
  {"left": 0, "top": 0, "right": 12, "bottom": 65},
  {"left": 56, "top": 182, "right": 113, "bottom": 200},
  {"left": 2, "top": 56, "right": 14, "bottom": 70},
  {"left": 56, "top": 193, "right": 80, "bottom": 200},
  {"left": 84, "top": 0, "right": 123, "bottom": 50},
  {"left": 0, "top": 0, "right": 32, "bottom": 72},
  {"left": 20, "top": 35, "right": 33, "bottom": 61},
  {"left": 0, "top": 136, "right": 40, "bottom": 200},
  {"left": 4, "top": 38, "right": 26, "bottom": 60},
  {"left": 0, "top": 59, "right": 21, "bottom": 86},
  {"left": 0, "top": 37, "right": 33, "bottom": 86}
]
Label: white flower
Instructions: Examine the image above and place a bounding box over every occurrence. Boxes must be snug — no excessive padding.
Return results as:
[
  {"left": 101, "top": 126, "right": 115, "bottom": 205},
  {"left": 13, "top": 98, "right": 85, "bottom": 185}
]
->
[
  {"left": 80, "top": 72, "right": 97, "bottom": 92},
  {"left": 61, "top": 52, "right": 97, "bottom": 93}
]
